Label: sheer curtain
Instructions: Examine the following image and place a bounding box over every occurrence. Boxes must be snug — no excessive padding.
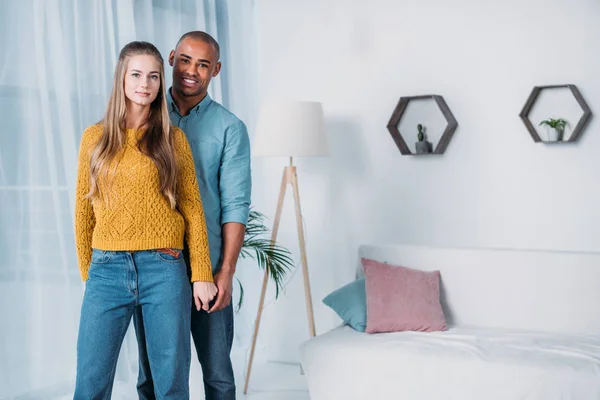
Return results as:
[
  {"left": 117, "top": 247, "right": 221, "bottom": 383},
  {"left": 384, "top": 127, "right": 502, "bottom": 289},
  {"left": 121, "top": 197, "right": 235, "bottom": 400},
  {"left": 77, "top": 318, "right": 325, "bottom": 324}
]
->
[{"left": 0, "top": 1, "right": 255, "bottom": 398}]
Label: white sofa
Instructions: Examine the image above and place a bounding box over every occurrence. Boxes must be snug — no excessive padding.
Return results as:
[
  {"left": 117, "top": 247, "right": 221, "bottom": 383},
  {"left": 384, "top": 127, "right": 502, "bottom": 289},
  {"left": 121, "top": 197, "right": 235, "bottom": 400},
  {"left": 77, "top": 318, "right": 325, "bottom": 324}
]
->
[{"left": 299, "top": 244, "right": 600, "bottom": 400}]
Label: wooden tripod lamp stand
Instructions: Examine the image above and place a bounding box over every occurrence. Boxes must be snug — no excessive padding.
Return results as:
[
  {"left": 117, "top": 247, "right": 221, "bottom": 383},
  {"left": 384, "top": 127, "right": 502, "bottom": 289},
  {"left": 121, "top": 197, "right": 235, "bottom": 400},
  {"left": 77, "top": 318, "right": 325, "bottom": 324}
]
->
[{"left": 243, "top": 101, "right": 328, "bottom": 394}]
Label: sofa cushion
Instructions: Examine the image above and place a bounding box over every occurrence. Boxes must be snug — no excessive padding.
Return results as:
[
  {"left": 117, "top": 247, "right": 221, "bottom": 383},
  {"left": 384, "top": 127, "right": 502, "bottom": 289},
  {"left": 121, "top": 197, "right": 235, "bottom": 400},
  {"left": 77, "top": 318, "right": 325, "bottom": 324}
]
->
[
  {"left": 323, "top": 278, "right": 367, "bottom": 332},
  {"left": 362, "top": 258, "right": 446, "bottom": 333}
]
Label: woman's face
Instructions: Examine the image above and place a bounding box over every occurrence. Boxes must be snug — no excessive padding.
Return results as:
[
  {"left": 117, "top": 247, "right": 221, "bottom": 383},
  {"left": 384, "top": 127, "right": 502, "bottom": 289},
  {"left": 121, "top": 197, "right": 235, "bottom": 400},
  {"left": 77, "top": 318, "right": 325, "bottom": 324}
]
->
[{"left": 123, "top": 54, "right": 162, "bottom": 107}]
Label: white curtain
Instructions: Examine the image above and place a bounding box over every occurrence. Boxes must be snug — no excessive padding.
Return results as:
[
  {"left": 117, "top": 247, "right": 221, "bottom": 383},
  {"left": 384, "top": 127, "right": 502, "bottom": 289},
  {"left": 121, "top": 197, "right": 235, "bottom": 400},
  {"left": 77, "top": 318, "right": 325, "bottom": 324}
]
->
[{"left": 0, "top": 1, "right": 255, "bottom": 398}]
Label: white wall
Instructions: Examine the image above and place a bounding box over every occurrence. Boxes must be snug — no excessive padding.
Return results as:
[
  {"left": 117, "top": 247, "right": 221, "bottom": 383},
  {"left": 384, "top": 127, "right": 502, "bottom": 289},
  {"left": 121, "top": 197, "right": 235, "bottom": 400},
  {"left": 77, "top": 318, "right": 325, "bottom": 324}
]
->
[{"left": 243, "top": 0, "right": 600, "bottom": 363}]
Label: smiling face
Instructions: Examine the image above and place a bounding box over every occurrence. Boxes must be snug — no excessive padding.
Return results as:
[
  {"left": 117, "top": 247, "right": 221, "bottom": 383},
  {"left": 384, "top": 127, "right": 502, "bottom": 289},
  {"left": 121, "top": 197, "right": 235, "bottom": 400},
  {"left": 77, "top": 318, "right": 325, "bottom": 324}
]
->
[
  {"left": 168, "top": 37, "right": 221, "bottom": 103},
  {"left": 123, "top": 54, "right": 162, "bottom": 107}
]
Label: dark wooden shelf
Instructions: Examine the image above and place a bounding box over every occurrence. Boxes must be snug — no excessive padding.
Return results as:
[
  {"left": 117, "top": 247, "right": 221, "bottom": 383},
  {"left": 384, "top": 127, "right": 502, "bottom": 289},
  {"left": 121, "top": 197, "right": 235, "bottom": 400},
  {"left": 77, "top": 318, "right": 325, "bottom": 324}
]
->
[
  {"left": 386, "top": 94, "right": 458, "bottom": 156},
  {"left": 519, "top": 84, "right": 592, "bottom": 143}
]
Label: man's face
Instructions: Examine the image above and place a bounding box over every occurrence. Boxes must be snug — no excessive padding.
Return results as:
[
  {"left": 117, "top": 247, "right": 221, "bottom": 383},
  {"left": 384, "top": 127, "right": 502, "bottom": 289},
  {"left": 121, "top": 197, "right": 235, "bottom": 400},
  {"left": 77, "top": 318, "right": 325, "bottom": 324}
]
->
[{"left": 169, "top": 38, "right": 221, "bottom": 99}]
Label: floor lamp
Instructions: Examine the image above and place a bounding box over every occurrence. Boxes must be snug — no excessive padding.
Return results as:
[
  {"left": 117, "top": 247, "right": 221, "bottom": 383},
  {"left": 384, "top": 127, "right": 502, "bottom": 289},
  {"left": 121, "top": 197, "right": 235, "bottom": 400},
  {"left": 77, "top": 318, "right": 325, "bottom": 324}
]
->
[{"left": 243, "top": 101, "right": 328, "bottom": 394}]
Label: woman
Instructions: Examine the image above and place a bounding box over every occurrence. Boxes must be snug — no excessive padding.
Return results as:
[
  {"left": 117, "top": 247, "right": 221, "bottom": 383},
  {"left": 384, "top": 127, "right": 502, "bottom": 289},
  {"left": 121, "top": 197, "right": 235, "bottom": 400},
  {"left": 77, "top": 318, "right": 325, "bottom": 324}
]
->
[{"left": 73, "top": 41, "right": 216, "bottom": 399}]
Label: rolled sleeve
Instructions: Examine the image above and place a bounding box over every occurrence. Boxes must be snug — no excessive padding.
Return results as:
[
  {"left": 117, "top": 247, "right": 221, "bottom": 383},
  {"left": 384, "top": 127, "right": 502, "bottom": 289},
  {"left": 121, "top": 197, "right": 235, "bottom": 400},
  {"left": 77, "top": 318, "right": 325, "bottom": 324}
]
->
[{"left": 220, "top": 121, "right": 251, "bottom": 225}]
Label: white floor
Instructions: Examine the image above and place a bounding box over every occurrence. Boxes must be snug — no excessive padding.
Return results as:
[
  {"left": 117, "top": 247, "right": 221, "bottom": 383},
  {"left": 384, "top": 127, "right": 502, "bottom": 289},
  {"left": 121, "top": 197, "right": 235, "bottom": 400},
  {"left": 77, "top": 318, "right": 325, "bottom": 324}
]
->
[
  {"left": 50, "top": 357, "right": 310, "bottom": 400},
  {"left": 191, "top": 354, "right": 310, "bottom": 399}
]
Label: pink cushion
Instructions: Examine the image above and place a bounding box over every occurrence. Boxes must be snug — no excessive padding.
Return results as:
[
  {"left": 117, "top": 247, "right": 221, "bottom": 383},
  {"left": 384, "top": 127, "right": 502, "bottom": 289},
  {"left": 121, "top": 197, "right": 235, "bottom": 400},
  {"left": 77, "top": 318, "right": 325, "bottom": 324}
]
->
[{"left": 362, "top": 258, "right": 447, "bottom": 334}]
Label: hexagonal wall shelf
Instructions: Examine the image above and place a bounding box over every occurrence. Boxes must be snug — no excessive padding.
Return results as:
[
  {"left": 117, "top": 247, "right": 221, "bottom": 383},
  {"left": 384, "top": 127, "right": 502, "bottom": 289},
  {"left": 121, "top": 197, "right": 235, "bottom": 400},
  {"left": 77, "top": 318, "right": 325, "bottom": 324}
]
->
[
  {"left": 386, "top": 94, "right": 458, "bottom": 155},
  {"left": 519, "top": 84, "right": 592, "bottom": 143}
]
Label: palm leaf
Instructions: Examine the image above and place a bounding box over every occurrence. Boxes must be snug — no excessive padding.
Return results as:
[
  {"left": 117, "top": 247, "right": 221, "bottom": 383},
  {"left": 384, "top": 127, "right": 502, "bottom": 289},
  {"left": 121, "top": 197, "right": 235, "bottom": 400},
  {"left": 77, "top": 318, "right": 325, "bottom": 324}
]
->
[
  {"left": 234, "top": 277, "right": 244, "bottom": 313},
  {"left": 236, "top": 209, "right": 295, "bottom": 311}
]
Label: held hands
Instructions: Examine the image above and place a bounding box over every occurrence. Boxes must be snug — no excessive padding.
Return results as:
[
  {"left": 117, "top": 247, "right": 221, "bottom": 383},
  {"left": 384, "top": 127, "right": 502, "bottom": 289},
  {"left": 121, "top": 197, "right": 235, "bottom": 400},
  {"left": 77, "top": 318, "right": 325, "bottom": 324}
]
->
[
  {"left": 193, "top": 281, "right": 218, "bottom": 312},
  {"left": 207, "top": 267, "right": 234, "bottom": 313}
]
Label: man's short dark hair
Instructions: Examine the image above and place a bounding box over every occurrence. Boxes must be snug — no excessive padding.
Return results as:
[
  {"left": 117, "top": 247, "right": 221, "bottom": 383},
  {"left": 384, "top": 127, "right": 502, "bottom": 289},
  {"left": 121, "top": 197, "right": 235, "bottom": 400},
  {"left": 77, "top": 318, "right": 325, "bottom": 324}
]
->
[{"left": 176, "top": 31, "right": 220, "bottom": 60}]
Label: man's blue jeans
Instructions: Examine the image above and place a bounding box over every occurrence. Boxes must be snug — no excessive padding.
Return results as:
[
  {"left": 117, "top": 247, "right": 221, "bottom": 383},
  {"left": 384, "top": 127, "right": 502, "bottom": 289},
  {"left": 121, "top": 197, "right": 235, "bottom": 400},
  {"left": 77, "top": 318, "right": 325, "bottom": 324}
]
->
[
  {"left": 74, "top": 249, "right": 192, "bottom": 399},
  {"left": 134, "top": 255, "right": 235, "bottom": 399}
]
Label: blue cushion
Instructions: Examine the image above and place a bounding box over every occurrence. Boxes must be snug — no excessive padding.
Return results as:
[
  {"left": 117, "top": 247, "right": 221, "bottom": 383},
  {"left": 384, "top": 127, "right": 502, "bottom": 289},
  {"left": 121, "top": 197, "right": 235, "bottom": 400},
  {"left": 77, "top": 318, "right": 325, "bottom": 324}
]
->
[{"left": 322, "top": 278, "right": 367, "bottom": 332}]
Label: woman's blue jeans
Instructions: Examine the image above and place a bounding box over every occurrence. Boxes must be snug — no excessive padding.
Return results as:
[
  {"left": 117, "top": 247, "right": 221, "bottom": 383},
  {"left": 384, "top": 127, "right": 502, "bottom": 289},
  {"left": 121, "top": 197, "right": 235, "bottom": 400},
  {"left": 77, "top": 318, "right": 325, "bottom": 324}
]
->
[{"left": 74, "top": 249, "right": 191, "bottom": 399}]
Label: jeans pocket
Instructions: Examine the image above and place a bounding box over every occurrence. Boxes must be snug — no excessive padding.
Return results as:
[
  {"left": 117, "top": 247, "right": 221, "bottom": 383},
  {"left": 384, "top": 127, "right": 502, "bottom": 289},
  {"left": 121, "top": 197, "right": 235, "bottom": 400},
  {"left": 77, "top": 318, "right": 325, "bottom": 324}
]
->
[
  {"left": 90, "top": 249, "right": 114, "bottom": 264},
  {"left": 155, "top": 248, "right": 184, "bottom": 263}
]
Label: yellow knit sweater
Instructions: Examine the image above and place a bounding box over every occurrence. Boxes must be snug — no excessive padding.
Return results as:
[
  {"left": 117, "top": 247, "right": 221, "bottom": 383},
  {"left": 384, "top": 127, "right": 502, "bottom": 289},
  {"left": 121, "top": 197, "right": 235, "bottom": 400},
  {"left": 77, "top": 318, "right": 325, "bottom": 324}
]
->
[{"left": 74, "top": 124, "right": 213, "bottom": 282}]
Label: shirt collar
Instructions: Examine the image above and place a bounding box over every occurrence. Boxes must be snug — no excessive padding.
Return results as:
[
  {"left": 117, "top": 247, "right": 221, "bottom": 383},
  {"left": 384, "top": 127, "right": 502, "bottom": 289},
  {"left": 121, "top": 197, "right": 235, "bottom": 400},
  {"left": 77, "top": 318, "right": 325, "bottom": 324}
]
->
[{"left": 167, "top": 87, "right": 212, "bottom": 116}]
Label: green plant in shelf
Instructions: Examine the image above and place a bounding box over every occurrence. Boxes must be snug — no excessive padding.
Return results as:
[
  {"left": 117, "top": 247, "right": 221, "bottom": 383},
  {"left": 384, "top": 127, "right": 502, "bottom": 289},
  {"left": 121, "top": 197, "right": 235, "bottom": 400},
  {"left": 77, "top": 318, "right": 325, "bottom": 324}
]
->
[
  {"left": 417, "top": 123, "right": 425, "bottom": 142},
  {"left": 539, "top": 118, "right": 567, "bottom": 131},
  {"left": 539, "top": 118, "right": 567, "bottom": 141}
]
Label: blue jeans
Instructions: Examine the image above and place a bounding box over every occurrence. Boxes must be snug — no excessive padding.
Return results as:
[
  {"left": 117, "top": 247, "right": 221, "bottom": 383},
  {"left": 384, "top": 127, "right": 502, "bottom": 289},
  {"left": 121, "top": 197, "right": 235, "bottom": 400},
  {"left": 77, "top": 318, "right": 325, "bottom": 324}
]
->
[
  {"left": 74, "top": 249, "right": 192, "bottom": 400},
  {"left": 134, "top": 255, "right": 235, "bottom": 400}
]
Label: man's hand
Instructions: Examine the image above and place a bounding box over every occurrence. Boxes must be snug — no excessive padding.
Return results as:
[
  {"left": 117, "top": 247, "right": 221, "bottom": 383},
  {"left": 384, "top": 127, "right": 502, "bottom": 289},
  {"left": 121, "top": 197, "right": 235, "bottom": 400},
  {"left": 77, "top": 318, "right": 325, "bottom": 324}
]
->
[
  {"left": 208, "top": 267, "right": 234, "bottom": 313},
  {"left": 210, "top": 222, "right": 244, "bottom": 313}
]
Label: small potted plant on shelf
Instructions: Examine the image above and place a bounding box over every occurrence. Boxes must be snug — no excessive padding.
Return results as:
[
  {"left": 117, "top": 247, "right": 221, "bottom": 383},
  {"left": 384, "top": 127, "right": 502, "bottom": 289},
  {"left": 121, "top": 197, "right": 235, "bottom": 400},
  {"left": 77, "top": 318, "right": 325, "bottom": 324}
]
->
[
  {"left": 415, "top": 123, "right": 432, "bottom": 154},
  {"left": 539, "top": 118, "right": 567, "bottom": 142}
]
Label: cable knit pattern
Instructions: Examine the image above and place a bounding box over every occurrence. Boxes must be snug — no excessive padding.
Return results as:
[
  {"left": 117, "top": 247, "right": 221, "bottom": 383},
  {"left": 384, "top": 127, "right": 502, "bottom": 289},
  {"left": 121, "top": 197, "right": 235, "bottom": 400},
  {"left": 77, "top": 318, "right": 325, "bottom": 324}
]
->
[{"left": 74, "top": 123, "right": 212, "bottom": 282}]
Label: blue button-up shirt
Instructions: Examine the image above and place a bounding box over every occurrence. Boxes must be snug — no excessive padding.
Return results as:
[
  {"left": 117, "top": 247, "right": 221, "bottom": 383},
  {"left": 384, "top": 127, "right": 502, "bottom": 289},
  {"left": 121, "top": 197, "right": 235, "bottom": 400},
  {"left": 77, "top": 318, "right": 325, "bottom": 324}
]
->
[{"left": 167, "top": 90, "right": 251, "bottom": 272}]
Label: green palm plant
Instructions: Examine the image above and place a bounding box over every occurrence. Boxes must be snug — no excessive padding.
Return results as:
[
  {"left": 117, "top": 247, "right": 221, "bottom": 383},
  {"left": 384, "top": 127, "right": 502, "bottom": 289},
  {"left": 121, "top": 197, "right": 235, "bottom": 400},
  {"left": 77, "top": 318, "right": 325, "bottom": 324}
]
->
[{"left": 235, "top": 209, "right": 295, "bottom": 312}]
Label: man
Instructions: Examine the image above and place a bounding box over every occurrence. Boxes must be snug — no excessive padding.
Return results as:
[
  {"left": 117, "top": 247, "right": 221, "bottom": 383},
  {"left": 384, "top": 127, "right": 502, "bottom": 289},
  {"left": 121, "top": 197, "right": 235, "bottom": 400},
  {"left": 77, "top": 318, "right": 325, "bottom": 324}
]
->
[{"left": 134, "top": 31, "right": 251, "bottom": 400}]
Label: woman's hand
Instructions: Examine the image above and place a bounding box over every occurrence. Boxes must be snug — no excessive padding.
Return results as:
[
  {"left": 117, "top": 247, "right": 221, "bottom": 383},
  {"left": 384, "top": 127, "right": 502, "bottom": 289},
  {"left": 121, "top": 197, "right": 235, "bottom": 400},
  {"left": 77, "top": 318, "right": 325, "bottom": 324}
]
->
[{"left": 193, "top": 281, "right": 218, "bottom": 312}]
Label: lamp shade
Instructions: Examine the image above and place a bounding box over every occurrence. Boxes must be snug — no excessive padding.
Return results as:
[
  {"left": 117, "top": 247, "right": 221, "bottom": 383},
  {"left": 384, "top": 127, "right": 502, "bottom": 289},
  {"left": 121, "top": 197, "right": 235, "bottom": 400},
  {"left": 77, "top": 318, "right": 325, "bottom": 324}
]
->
[{"left": 252, "top": 101, "right": 328, "bottom": 157}]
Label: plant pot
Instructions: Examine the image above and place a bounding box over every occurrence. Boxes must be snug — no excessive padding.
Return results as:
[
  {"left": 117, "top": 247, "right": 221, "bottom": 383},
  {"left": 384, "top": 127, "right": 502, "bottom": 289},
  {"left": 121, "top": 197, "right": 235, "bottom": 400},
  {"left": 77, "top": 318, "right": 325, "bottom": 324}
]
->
[
  {"left": 415, "top": 140, "right": 432, "bottom": 154},
  {"left": 545, "top": 126, "right": 564, "bottom": 142}
]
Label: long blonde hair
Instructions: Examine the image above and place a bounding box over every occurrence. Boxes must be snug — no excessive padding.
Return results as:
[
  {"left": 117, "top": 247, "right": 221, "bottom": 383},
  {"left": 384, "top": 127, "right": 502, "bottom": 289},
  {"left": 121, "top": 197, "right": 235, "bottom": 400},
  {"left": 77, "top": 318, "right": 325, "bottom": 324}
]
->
[{"left": 87, "top": 41, "right": 178, "bottom": 208}]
